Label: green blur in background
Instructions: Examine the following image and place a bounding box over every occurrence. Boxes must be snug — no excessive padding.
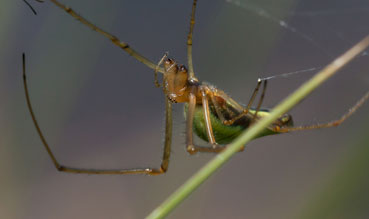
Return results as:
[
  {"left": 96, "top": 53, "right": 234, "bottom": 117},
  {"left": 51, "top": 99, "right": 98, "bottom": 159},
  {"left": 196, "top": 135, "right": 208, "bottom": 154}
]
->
[{"left": 1, "top": 0, "right": 369, "bottom": 218}]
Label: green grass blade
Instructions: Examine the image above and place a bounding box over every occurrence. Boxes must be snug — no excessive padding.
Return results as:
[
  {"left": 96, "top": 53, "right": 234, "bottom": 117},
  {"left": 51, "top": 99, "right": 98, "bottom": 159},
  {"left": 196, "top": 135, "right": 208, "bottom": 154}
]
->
[{"left": 146, "top": 35, "right": 369, "bottom": 219}]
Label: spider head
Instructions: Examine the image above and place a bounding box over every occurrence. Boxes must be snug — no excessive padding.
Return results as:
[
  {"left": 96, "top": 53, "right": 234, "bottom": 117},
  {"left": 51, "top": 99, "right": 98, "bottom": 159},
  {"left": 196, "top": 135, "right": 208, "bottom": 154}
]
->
[{"left": 163, "top": 58, "right": 190, "bottom": 103}]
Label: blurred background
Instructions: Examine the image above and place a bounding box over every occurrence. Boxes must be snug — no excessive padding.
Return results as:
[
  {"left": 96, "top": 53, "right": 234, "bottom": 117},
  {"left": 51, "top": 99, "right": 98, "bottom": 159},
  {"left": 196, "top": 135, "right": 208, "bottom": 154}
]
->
[{"left": 1, "top": 0, "right": 369, "bottom": 218}]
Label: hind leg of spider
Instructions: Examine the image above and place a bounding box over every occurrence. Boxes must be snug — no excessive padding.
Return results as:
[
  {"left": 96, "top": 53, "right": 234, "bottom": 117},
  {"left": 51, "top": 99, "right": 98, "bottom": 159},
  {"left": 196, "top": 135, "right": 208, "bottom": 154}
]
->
[
  {"left": 223, "top": 79, "right": 267, "bottom": 125},
  {"left": 251, "top": 80, "right": 268, "bottom": 121},
  {"left": 273, "top": 91, "right": 369, "bottom": 133},
  {"left": 23, "top": 53, "right": 172, "bottom": 175}
]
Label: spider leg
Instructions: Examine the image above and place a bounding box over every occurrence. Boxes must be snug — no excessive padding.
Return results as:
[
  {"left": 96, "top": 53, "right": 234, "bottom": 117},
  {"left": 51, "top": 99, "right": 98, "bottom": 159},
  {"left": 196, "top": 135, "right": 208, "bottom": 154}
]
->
[
  {"left": 201, "top": 88, "right": 217, "bottom": 145},
  {"left": 154, "top": 53, "right": 168, "bottom": 88},
  {"left": 186, "top": 87, "right": 233, "bottom": 154},
  {"left": 185, "top": 90, "right": 197, "bottom": 154},
  {"left": 223, "top": 79, "right": 267, "bottom": 125},
  {"left": 48, "top": 0, "right": 164, "bottom": 73},
  {"left": 23, "top": 0, "right": 40, "bottom": 15},
  {"left": 23, "top": 53, "right": 172, "bottom": 175},
  {"left": 273, "top": 91, "right": 369, "bottom": 133},
  {"left": 187, "top": 0, "right": 198, "bottom": 79},
  {"left": 252, "top": 80, "right": 268, "bottom": 122},
  {"left": 206, "top": 88, "right": 226, "bottom": 122}
]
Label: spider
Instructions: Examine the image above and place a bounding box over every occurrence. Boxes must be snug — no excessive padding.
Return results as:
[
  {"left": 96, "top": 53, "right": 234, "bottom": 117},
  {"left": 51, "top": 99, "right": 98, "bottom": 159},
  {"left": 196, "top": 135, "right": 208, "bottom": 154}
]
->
[{"left": 23, "top": 0, "right": 369, "bottom": 175}]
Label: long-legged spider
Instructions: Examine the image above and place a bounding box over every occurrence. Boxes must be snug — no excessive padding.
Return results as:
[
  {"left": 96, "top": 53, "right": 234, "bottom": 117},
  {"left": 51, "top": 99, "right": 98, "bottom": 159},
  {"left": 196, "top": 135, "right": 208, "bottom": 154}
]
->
[{"left": 23, "top": 0, "right": 369, "bottom": 175}]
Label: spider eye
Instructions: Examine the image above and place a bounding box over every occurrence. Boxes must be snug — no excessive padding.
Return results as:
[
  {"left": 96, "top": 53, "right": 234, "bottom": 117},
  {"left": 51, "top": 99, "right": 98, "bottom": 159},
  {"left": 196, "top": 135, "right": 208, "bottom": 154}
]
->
[
  {"left": 166, "top": 58, "right": 173, "bottom": 63},
  {"left": 179, "top": 65, "right": 187, "bottom": 72}
]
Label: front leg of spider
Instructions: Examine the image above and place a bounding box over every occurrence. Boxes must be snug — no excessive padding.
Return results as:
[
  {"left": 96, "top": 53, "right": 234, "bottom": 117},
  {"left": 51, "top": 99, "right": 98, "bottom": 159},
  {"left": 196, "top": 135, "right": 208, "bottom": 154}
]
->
[{"left": 23, "top": 53, "right": 173, "bottom": 175}]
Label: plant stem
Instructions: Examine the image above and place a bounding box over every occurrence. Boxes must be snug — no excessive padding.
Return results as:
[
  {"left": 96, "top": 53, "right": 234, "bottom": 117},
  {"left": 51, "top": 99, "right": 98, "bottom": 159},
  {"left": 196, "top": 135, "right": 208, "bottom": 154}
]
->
[{"left": 146, "top": 35, "right": 369, "bottom": 219}]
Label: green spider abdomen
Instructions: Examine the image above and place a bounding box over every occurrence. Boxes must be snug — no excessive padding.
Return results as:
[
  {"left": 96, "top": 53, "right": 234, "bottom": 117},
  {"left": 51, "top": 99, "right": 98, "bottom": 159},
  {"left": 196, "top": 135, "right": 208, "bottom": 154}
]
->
[{"left": 184, "top": 104, "right": 291, "bottom": 145}]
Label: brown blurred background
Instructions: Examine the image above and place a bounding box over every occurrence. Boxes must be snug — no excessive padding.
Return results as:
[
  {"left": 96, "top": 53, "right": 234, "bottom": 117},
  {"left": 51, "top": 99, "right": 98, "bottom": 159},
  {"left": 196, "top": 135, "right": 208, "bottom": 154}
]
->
[{"left": 1, "top": 0, "right": 369, "bottom": 218}]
